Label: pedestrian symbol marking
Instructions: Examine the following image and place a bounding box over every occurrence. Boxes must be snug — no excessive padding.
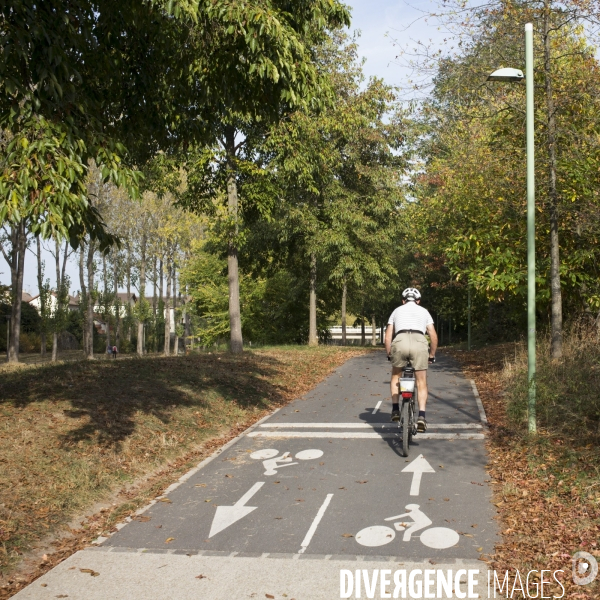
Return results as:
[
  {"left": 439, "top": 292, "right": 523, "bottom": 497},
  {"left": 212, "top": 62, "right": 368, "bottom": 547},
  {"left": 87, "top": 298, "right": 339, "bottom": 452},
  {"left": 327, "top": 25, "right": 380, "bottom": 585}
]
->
[
  {"left": 401, "top": 454, "right": 435, "bottom": 496},
  {"left": 250, "top": 448, "right": 324, "bottom": 476},
  {"left": 208, "top": 482, "right": 264, "bottom": 538}
]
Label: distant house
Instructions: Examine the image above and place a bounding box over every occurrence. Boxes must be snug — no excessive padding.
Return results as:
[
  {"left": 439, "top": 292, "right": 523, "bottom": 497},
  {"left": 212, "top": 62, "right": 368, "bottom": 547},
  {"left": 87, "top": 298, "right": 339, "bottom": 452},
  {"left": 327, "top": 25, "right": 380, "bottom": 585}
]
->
[
  {"left": 28, "top": 291, "right": 81, "bottom": 313},
  {"left": 26, "top": 290, "right": 187, "bottom": 336}
]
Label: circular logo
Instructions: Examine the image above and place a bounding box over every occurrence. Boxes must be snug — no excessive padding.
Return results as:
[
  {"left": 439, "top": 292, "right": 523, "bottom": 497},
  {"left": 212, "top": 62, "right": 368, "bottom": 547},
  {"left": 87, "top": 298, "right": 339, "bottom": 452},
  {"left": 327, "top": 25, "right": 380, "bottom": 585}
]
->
[{"left": 572, "top": 551, "right": 598, "bottom": 586}]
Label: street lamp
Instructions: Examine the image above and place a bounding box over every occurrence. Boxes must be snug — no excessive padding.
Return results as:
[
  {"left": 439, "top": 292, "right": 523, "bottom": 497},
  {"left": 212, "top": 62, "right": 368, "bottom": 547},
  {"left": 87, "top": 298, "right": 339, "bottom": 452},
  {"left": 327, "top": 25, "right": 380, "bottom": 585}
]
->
[
  {"left": 487, "top": 23, "right": 536, "bottom": 434},
  {"left": 487, "top": 67, "right": 524, "bottom": 82}
]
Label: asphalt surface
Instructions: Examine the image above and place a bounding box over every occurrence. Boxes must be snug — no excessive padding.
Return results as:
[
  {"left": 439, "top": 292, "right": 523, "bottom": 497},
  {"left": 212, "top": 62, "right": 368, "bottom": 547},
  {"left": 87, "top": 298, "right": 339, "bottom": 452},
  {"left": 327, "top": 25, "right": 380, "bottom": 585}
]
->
[{"left": 14, "top": 350, "right": 496, "bottom": 599}]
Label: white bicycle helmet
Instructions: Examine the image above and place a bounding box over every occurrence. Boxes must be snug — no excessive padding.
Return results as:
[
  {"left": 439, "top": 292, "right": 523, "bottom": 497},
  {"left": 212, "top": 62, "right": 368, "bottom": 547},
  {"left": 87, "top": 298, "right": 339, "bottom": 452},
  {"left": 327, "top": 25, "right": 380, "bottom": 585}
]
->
[{"left": 402, "top": 287, "right": 421, "bottom": 302}]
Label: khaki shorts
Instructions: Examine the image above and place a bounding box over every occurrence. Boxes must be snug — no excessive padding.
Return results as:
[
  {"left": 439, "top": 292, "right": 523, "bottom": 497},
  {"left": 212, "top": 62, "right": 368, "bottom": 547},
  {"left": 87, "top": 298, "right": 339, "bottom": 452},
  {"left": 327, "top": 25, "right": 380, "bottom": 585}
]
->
[{"left": 391, "top": 332, "right": 429, "bottom": 370}]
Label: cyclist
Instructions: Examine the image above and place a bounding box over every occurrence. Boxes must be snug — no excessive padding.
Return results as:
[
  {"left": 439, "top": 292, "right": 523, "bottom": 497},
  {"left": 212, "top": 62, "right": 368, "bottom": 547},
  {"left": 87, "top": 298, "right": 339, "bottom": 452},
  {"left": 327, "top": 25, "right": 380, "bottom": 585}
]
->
[{"left": 385, "top": 288, "right": 438, "bottom": 431}]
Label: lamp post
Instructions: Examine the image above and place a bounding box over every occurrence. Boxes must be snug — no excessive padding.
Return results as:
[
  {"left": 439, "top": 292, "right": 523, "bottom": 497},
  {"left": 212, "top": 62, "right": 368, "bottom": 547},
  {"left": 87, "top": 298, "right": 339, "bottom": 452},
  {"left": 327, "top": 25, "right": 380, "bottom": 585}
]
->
[
  {"left": 488, "top": 23, "right": 536, "bottom": 433},
  {"left": 468, "top": 285, "right": 472, "bottom": 351}
]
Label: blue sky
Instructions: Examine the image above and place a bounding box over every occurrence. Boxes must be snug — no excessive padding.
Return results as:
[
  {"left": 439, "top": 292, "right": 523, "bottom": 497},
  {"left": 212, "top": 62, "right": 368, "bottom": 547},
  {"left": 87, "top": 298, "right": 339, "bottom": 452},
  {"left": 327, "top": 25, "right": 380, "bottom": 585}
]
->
[
  {"left": 12, "top": 0, "right": 449, "bottom": 294},
  {"left": 347, "top": 0, "right": 451, "bottom": 90}
]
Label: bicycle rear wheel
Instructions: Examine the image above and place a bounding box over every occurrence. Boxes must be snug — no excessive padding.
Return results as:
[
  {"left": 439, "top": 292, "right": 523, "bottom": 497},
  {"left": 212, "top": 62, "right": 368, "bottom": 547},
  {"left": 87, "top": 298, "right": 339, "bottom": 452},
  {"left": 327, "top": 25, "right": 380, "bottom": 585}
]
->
[
  {"left": 410, "top": 387, "right": 418, "bottom": 439},
  {"left": 402, "top": 400, "right": 410, "bottom": 457}
]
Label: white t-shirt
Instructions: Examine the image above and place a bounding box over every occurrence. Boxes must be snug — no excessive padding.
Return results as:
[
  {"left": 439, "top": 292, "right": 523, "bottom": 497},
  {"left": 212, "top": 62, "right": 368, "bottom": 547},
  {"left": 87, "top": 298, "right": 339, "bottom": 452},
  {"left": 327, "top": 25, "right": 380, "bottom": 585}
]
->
[{"left": 387, "top": 302, "right": 434, "bottom": 335}]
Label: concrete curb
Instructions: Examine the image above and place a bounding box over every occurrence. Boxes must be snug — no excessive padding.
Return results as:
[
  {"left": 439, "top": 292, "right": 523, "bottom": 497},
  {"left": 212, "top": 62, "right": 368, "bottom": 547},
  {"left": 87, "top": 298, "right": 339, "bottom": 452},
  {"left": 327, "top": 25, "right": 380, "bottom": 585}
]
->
[{"left": 470, "top": 379, "right": 489, "bottom": 428}]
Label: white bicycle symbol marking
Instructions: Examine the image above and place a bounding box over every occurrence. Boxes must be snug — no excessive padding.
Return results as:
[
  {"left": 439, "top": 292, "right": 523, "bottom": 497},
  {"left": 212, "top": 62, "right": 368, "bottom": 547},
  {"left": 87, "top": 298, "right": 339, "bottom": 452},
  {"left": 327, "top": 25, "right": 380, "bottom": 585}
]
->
[
  {"left": 249, "top": 448, "right": 324, "bottom": 476},
  {"left": 355, "top": 504, "right": 460, "bottom": 550}
]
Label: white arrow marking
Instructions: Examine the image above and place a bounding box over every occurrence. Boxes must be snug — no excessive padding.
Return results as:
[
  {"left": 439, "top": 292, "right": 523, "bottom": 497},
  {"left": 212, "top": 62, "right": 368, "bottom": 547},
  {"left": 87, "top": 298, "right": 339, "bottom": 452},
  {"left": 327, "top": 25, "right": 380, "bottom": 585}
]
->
[
  {"left": 208, "top": 482, "right": 264, "bottom": 537},
  {"left": 401, "top": 454, "right": 436, "bottom": 496}
]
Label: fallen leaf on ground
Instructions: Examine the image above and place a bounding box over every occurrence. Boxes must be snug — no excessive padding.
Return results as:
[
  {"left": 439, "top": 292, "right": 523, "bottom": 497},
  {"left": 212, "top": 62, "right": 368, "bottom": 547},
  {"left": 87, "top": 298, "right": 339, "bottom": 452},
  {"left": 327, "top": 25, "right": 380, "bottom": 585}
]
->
[
  {"left": 342, "top": 533, "right": 353, "bottom": 538},
  {"left": 79, "top": 569, "right": 99, "bottom": 577},
  {"left": 165, "top": 537, "right": 175, "bottom": 543},
  {"left": 158, "top": 498, "right": 172, "bottom": 503},
  {"left": 196, "top": 574, "right": 207, "bottom": 579},
  {"left": 266, "top": 595, "right": 275, "bottom": 599}
]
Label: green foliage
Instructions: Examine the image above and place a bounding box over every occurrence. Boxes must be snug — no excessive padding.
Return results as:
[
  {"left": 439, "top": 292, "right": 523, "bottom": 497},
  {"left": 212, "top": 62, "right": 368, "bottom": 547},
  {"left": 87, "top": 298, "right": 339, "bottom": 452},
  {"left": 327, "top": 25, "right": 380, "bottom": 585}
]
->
[
  {"left": 182, "top": 247, "right": 331, "bottom": 345},
  {"left": 0, "top": 300, "right": 41, "bottom": 338},
  {"left": 402, "top": 4, "right": 600, "bottom": 337}
]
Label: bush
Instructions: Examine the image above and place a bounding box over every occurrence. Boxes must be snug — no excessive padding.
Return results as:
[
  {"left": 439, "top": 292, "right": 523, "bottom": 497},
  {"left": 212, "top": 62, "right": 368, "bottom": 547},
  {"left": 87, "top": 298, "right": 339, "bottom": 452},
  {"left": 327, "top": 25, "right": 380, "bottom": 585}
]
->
[{"left": 504, "top": 320, "right": 600, "bottom": 441}]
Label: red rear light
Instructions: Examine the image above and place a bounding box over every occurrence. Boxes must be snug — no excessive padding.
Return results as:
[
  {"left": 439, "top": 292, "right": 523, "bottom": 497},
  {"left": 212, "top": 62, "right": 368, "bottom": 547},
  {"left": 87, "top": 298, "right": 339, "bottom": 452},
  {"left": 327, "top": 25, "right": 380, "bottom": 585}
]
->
[{"left": 401, "top": 392, "right": 413, "bottom": 399}]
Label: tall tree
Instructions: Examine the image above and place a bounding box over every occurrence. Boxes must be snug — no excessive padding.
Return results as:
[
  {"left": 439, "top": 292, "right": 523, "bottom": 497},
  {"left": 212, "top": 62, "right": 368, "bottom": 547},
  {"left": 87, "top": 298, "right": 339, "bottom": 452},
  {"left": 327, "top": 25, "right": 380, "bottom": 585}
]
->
[{"left": 182, "top": 1, "right": 350, "bottom": 353}]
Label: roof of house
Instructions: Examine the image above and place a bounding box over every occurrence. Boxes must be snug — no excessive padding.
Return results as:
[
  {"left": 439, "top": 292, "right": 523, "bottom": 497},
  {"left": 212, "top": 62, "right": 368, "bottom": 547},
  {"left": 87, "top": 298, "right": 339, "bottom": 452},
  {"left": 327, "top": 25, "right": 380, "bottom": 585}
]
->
[{"left": 115, "top": 292, "right": 137, "bottom": 303}]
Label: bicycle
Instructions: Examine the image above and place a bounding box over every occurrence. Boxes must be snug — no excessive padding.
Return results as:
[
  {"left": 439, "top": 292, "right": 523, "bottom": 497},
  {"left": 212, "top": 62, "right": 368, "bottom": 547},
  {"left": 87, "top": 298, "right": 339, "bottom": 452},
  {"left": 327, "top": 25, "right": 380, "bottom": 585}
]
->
[
  {"left": 398, "top": 362, "right": 418, "bottom": 457},
  {"left": 355, "top": 503, "right": 460, "bottom": 550},
  {"left": 388, "top": 355, "right": 435, "bottom": 457}
]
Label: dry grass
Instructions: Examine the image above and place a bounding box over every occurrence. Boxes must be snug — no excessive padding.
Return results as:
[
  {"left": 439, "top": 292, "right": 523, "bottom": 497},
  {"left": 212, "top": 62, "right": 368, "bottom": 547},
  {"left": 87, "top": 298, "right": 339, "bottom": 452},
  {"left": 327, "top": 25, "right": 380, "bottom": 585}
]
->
[
  {"left": 504, "top": 323, "right": 600, "bottom": 440},
  {"left": 0, "top": 345, "right": 369, "bottom": 593},
  {"left": 447, "top": 342, "right": 600, "bottom": 599}
]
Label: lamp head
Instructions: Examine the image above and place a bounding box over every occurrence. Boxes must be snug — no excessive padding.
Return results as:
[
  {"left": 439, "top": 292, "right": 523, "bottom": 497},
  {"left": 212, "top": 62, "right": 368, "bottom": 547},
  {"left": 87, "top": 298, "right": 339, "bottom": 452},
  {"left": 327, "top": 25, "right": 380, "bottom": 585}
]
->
[{"left": 487, "top": 68, "right": 525, "bottom": 83}]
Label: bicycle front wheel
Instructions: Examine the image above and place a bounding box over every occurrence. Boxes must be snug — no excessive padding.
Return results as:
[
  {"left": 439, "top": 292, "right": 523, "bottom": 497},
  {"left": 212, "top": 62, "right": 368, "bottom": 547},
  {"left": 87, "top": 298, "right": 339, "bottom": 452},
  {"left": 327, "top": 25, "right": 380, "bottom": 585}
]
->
[{"left": 402, "top": 400, "right": 410, "bottom": 457}]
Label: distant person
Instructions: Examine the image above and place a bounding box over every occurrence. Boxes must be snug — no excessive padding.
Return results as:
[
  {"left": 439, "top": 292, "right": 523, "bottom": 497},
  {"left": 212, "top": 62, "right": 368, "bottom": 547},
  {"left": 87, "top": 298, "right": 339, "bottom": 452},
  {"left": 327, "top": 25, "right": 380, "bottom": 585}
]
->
[
  {"left": 112, "top": 345, "right": 118, "bottom": 359},
  {"left": 385, "top": 288, "right": 438, "bottom": 431}
]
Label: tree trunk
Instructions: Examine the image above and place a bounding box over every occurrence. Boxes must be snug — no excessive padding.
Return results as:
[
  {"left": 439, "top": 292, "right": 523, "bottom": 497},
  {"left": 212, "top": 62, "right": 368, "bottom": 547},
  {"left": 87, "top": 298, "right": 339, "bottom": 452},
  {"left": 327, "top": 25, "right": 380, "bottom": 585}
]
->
[
  {"left": 113, "top": 249, "right": 120, "bottom": 352},
  {"left": 152, "top": 256, "right": 157, "bottom": 351},
  {"left": 184, "top": 283, "right": 191, "bottom": 354},
  {"left": 103, "top": 253, "right": 110, "bottom": 353},
  {"left": 79, "top": 243, "right": 88, "bottom": 355},
  {"left": 36, "top": 237, "right": 46, "bottom": 356},
  {"left": 371, "top": 314, "right": 377, "bottom": 346},
  {"left": 225, "top": 126, "right": 243, "bottom": 353},
  {"left": 126, "top": 244, "right": 132, "bottom": 343},
  {"left": 86, "top": 240, "right": 95, "bottom": 359},
  {"left": 137, "top": 234, "right": 146, "bottom": 356},
  {"left": 8, "top": 221, "right": 26, "bottom": 363},
  {"left": 152, "top": 256, "right": 157, "bottom": 319},
  {"left": 164, "top": 261, "right": 171, "bottom": 355},
  {"left": 341, "top": 277, "right": 347, "bottom": 346},
  {"left": 308, "top": 252, "right": 318, "bottom": 346},
  {"left": 52, "top": 238, "right": 60, "bottom": 362},
  {"left": 543, "top": 3, "right": 563, "bottom": 359},
  {"left": 159, "top": 258, "right": 164, "bottom": 308},
  {"left": 360, "top": 297, "right": 365, "bottom": 346},
  {"left": 61, "top": 240, "right": 69, "bottom": 289},
  {"left": 173, "top": 268, "right": 179, "bottom": 355}
]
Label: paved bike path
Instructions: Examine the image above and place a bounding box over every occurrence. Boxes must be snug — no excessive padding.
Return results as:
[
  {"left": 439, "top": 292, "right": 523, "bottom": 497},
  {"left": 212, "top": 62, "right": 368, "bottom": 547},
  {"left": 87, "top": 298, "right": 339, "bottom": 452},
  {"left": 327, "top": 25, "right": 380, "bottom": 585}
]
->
[{"left": 15, "top": 351, "right": 496, "bottom": 599}]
